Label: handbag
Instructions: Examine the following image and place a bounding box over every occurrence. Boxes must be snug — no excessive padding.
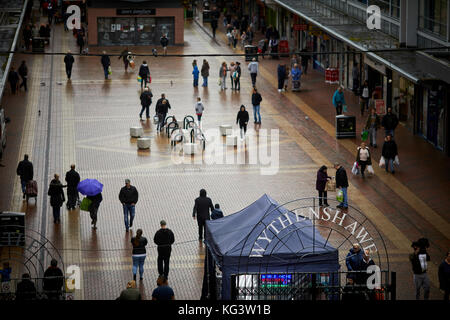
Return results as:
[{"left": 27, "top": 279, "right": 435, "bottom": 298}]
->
[
  {"left": 218, "top": 78, "right": 222, "bottom": 86},
  {"left": 351, "top": 161, "right": 359, "bottom": 175},
  {"left": 379, "top": 156, "right": 385, "bottom": 168},
  {"left": 153, "top": 115, "right": 159, "bottom": 124},
  {"left": 137, "top": 76, "right": 142, "bottom": 83},
  {"left": 80, "top": 197, "right": 92, "bottom": 212},
  {"left": 361, "top": 130, "right": 369, "bottom": 141},
  {"left": 108, "top": 66, "right": 112, "bottom": 75},
  {"left": 367, "top": 165, "right": 375, "bottom": 175},
  {"left": 325, "top": 178, "right": 336, "bottom": 192},
  {"left": 336, "top": 189, "right": 344, "bottom": 202},
  {"left": 148, "top": 75, "right": 152, "bottom": 84},
  {"left": 394, "top": 155, "right": 400, "bottom": 165}
]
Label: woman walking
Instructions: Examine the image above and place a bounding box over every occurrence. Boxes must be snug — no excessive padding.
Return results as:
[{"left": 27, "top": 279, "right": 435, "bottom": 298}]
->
[
  {"left": 195, "top": 97, "right": 205, "bottom": 128},
  {"left": 219, "top": 62, "right": 228, "bottom": 90},
  {"left": 236, "top": 105, "right": 249, "bottom": 139},
  {"left": 131, "top": 229, "right": 148, "bottom": 281},
  {"left": 316, "top": 166, "right": 331, "bottom": 207},
  {"left": 356, "top": 142, "right": 371, "bottom": 178},
  {"left": 87, "top": 192, "right": 102, "bottom": 229},
  {"left": 201, "top": 59, "right": 210, "bottom": 87},
  {"left": 365, "top": 107, "right": 381, "bottom": 148},
  {"left": 47, "top": 174, "right": 65, "bottom": 224},
  {"left": 192, "top": 60, "right": 200, "bottom": 87}
]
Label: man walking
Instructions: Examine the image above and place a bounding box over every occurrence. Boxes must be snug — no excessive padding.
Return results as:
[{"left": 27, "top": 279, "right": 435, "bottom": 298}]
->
[
  {"left": 153, "top": 220, "right": 175, "bottom": 279},
  {"left": 251, "top": 87, "right": 262, "bottom": 124},
  {"left": 334, "top": 162, "right": 348, "bottom": 209},
  {"left": 381, "top": 107, "right": 399, "bottom": 138},
  {"left": 139, "top": 87, "right": 153, "bottom": 121},
  {"left": 64, "top": 50, "right": 75, "bottom": 80},
  {"left": 8, "top": 67, "right": 19, "bottom": 95},
  {"left": 160, "top": 34, "right": 169, "bottom": 56},
  {"left": 138, "top": 61, "right": 150, "bottom": 89},
  {"left": 438, "top": 251, "right": 450, "bottom": 300},
  {"left": 332, "top": 87, "right": 346, "bottom": 115},
  {"left": 18, "top": 61, "right": 28, "bottom": 92},
  {"left": 410, "top": 241, "right": 431, "bottom": 300},
  {"left": 211, "top": 18, "right": 218, "bottom": 38},
  {"left": 100, "top": 51, "right": 110, "bottom": 80},
  {"left": 381, "top": 134, "right": 398, "bottom": 174},
  {"left": 248, "top": 58, "right": 258, "bottom": 87},
  {"left": 16, "top": 154, "right": 33, "bottom": 199},
  {"left": 155, "top": 93, "right": 171, "bottom": 132},
  {"left": 65, "top": 164, "right": 80, "bottom": 210},
  {"left": 193, "top": 189, "right": 214, "bottom": 241},
  {"left": 119, "top": 179, "right": 139, "bottom": 232}
]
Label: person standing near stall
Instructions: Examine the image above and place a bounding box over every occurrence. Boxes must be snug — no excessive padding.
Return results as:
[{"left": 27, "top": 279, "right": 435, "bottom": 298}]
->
[{"left": 192, "top": 189, "right": 214, "bottom": 241}]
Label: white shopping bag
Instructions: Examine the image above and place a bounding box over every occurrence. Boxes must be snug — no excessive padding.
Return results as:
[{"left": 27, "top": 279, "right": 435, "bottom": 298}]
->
[
  {"left": 379, "top": 156, "right": 385, "bottom": 168},
  {"left": 367, "top": 165, "right": 374, "bottom": 175},
  {"left": 351, "top": 161, "right": 359, "bottom": 175},
  {"left": 394, "top": 155, "right": 400, "bottom": 165}
]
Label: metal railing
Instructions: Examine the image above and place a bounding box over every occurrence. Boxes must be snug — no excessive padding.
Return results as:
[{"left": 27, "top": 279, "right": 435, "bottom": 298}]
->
[{"left": 0, "top": 275, "right": 68, "bottom": 300}]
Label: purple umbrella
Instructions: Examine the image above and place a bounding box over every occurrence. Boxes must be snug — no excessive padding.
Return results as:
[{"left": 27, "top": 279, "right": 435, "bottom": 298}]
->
[{"left": 77, "top": 179, "right": 103, "bottom": 196}]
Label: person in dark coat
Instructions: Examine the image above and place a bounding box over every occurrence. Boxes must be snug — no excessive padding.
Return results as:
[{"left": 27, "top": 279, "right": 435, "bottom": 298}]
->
[
  {"left": 15, "top": 273, "right": 37, "bottom": 300},
  {"left": 23, "top": 25, "right": 32, "bottom": 51},
  {"left": 43, "top": 259, "right": 64, "bottom": 300},
  {"left": 193, "top": 189, "right": 214, "bottom": 241},
  {"left": 438, "top": 251, "right": 450, "bottom": 300},
  {"left": 87, "top": 192, "right": 102, "bottom": 229},
  {"left": 277, "top": 64, "right": 286, "bottom": 91},
  {"left": 153, "top": 220, "right": 175, "bottom": 279},
  {"left": 360, "top": 249, "right": 376, "bottom": 294},
  {"left": 301, "top": 49, "right": 311, "bottom": 75},
  {"left": 160, "top": 34, "right": 169, "bottom": 55},
  {"left": 76, "top": 33, "right": 84, "bottom": 55},
  {"left": 100, "top": 51, "right": 110, "bottom": 79},
  {"left": 201, "top": 59, "right": 210, "bottom": 87},
  {"left": 131, "top": 229, "right": 148, "bottom": 281},
  {"left": 211, "top": 18, "right": 218, "bottom": 38},
  {"left": 117, "top": 281, "right": 141, "bottom": 300},
  {"left": 211, "top": 203, "right": 224, "bottom": 220},
  {"left": 138, "top": 61, "right": 150, "bottom": 89},
  {"left": 65, "top": 164, "right": 80, "bottom": 210},
  {"left": 16, "top": 154, "right": 33, "bottom": 198},
  {"left": 139, "top": 87, "right": 153, "bottom": 120},
  {"left": 316, "top": 165, "right": 331, "bottom": 207},
  {"left": 381, "top": 107, "right": 399, "bottom": 138},
  {"left": 8, "top": 67, "right": 19, "bottom": 94},
  {"left": 236, "top": 105, "right": 249, "bottom": 139},
  {"left": 346, "top": 244, "right": 364, "bottom": 283},
  {"left": 155, "top": 93, "right": 171, "bottom": 132},
  {"left": 234, "top": 61, "right": 241, "bottom": 91},
  {"left": 251, "top": 87, "right": 262, "bottom": 124},
  {"left": 47, "top": 174, "right": 65, "bottom": 224},
  {"left": 18, "top": 61, "right": 28, "bottom": 92},
  {"left": 334, "top": 162, "right": 348, "bottom": 209},
  {"left": 381, "top": 134, "right": 398, "bottom": 174},
  {"left": 119, "top": 179, "right": 139, "bottom": 232},
  {"left": 118, "top": 48, "right": 130, "bottom": 71},
  {"left": 64, "top": 50, "right": 75, "bottom": 80}
]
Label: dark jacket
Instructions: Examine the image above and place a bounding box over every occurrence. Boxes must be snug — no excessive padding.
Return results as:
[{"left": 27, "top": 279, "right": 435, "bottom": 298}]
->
[
  {"left": 18, "top": 64, "right": 28, "bottom": 78},
  {"left": 43, "top": 266, "right": 64, "bottom": 292},
  {"left": 140, "top": 91, "right": 153, "bottom": 107},
  {"left": 356, "top": 147, "right": 372, "bottom": 165},
  {"left": 316, "top": 166, "right": 330, "bottom": 192},
  {"left": 15, "top": 279, "right": 37, "bottom": 300},
  {"left": 8, "top": 71, "right": 19, "bottom": 84},
  {"left": 251, "top": 92, "right": 262, "bottom": 106},
  {"left": 346, "top": 248, "right": 364, "bottom": 271},
  {"left": 156, "top": 98, "right": 171, "bottom": 114},
  {"left": 409, "top": 250, "right": 430, "bottom": 275},
  {"left": 16, "top": 159, "right": 33, "bottom": 181},
  {"left": 381, "top": 112, "right": 399, "bottom": 130},
  {"left": 47, "top": 179, "right": 65, "bottom": 207},
  {"left": 154, "top": 228, "right": 175, "bottom": 255},
  {"left": 236, "top": 110, "right": 249, "bottom": 125},
  {"left": 335, "top": 166, "right": 348, "bottom": 188},
  {"left": 64, "top": 53, "right": 74, "bottom": 67},
  {"left": 381, "top": 140, "right": 398, "bottom": 159},
  {"left": 87, "top": 192, "right": 103, "bottom": 207},
  {"left": 201, "top": 62, "right": 210, "bottom": 77},
  {"left": 118, "top": 288, "right": 141, "bottom": 300},
  {"left": 160, "top": 36, "right": 169, "bottom": 47},
  {"left": 365, "top": 113, "right": 380, "bottom": 130},
  {"left": 193, "top": 196, "right": 214, "bottom": 221},
  {"left": 211, "top": 208, "right": 224, "bottom": 220},
  {"left": 131, "top": 236, "right": 148, "bottom": 255},
  {"left": 118, "top": 49, "right": 129, "bottom": 63},
  {"left": 139, "top": 64, "right": 150, "bottom": 78},
  {"left": 119, "top": 185, "right": 139, "bottom": 205},
  {"left": 235, "top": 65, "right": 241, "bottom": 78},
  {"left": 438, "top": 260, "right": 450, "bottom": 291},
  {"left": 100, "top": 54, "right": 110, "bottom": 68},
  {"left": 211, "top": 19, "right": 218, "bottom": 29},
  {"left": 65, "top": 169, "right": 80, "bottom": 194}
]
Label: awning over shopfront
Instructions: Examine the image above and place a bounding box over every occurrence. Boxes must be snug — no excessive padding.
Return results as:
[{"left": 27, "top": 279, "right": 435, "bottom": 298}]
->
[{"left": 274, "top": 0, "right": 450, "bottom": 85}]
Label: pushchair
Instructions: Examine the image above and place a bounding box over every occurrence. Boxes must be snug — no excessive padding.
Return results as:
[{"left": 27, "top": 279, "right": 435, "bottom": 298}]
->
[{"left": 292, "top": 79, "right": 301, "bottom": 92}]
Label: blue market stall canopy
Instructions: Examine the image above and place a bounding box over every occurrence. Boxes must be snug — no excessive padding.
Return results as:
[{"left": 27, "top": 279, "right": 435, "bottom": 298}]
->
[{"left": 205, "top": 194, "right": 340, "bottom": 299}]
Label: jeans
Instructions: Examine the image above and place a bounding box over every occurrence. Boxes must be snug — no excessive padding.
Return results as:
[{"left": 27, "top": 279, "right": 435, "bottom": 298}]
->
[
  {"left": 250, "top": 73, "right": 257, "bottom": 86},
  {"left": 221, "top": 76, "right": 227, "bottom": 89},
  {"left": 157, "top": 251, "right": 171, "bottom": 278},
  {"left": 52, "top": 206, "right": 61, "bottom": 223},
  {"left": 413, "top": 273, "right": 430, "bottom": 300},
  {"left": 385, "top": 158, "right": 395, "bottom": 173},
  {"left": 318, "top": 190, "right": 328, "bottom": 206},
  {"left": 230, "top": 75, "right": 234, "bottom": 89},
  {"left": 139, "top": 105, "right": 150, "bottom": 119},
  {"left": 202, "top": 76, "right": 208, "bottom": 87},
  {"left": 132, "top": 255, "right": 146, "bottom": 278},
  {"left": 20, "top": 178, "right": 27, "bottom": 194},
  {"left": 253, "top": 105, "right": 261, "bottom": 123},
  {"left": 339, "top": 187, "right": 348, "bottom": 208},
  {"left": 198, "top": 219, "right": 207, "bottom": 239},
  {"left": 123, "top": 204, "right": 135, "bottom": 230},
  {"left": 278, "top": 78, "right": 284, "bottom": 90},
  {"left": 103, "top": 66, "right": 109, "bottom": 79},
  {"left": 358, "top": 160, "right": 367, "bottom": 177},
  {"left": 384, "top": 129, "right": 394, "bottom": 138},
  {"left": 234, "top": 77, "right": 240, "bottom": 90},
  {"left": 65, "top": 65, "right": 72, "bottom": 79},
  {"left": 193, "top": 77, "right": 199, "bottom": 87},
  {"left": 369, "top": 127, "right": 377, "bottom": 146}
]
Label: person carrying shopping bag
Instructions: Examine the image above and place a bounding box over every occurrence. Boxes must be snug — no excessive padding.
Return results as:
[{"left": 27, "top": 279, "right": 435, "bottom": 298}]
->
[
  {"left": 356, "top": 142, "right": 371, "bottom": 179},
  {"left": 382, "top": 134, "right": 398, "bottom": 174}
]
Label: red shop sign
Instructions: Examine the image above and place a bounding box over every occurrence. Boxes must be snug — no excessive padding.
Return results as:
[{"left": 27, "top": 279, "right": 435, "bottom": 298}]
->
[{"left": 293, "top": 24, "right": 308, "bottom": 31}]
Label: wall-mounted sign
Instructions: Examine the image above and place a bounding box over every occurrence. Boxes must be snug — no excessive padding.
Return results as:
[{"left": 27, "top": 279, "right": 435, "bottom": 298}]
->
[
  {"left": 293, "top": 24, "right": 307, "bottom": 31},
  {"left": 116, "top": 9, "right": 156, "bottom": 15},
  {"left": 375, "top": 99, "right": 386, "bottom": 115}
]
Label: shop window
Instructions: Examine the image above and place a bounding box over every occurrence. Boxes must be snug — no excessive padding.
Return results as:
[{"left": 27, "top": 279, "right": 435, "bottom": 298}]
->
[{"left": 419, "top": 0, "right": 447, "bottom": 38}]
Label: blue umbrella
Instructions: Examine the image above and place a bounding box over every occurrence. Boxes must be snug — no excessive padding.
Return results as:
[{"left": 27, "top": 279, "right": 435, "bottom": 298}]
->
[{"left": 77, "top": 179, "right": 103, "bottom": 196}]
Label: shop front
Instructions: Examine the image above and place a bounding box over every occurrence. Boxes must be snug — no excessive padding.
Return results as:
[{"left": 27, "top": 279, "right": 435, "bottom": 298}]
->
[{"left": 87, "top": 0, "right": 184, "bottom": 46}]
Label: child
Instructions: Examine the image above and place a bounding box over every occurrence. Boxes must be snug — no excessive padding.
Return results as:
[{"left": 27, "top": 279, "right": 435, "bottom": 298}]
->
[{"left": 211, "top": 204, "right": 224, "bottom": 220}]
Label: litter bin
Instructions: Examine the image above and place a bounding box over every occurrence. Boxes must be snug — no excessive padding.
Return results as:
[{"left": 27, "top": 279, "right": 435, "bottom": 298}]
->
[
  {"left": 0, "top": 212, "right": 25, "bottom": 247},
  {"left": 32, "top": 37, "right": 45, "bottom": 53},
  {"left": 245, "top": 45, "right": 258, "bottom": 61},
  {"left": 335, "top": 115, "right": 356, "bottom": 139}
]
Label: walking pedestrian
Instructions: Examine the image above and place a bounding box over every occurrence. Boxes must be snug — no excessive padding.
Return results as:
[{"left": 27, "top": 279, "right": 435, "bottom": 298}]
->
[
  {"left": 211, "top": 204, "right": 224, "bottom": 220},
  {"left": 139, "top": 87, "right": 153, "bottom": 121},
  {"left": 231, "top": 27, "right": 238, "bottom": 48},
  {"left": 248, "top": 58, "right": 258, "bottom": 87},
  {"left": 100, "top": 51, "right": 110, "bottom": 80},
  {"left": 138, "top": 61, "right": 150, "bottom": 89},
  {"left": 131, "top": 229, "right": 148, "bottom": 281},
  {"left": 47, "top": 1, "right": 54, "bottom": 25},
  {"left": 155, "top": 93, "right": 171, "bottom": 132},
  {"left": 234, "top": 62, "right": 241, "bottom": 91},
  {"left": 334, "top": 162, "right": 349, "bottom": 209},
  {"left": 117, "top": 281, "right": 141, "bottom": 300},
  {"left": 365, "top": 108, "right": 381, "bottom": 148},
  {"left": 269, "top": 38, "right": 279, "bottom": 59},
  {"left": 438, "top": 251, "right": 450, "bottom": 300},
  {"left": 192, "top": 189, "right": 214, "bottom": 241},
  {"left": 65, "top": 164, "right": 80, "bottom": 210},
  {"left": 201, "top": 59, "right": 210, "bottom": 87},
  {"left": 47, "top": 174, "right": 65, "bottom": 224},
  {"left": 211, "top": 18, "right": 218, "bottom": 38},
  {"left": 356, "top": 142, "right": 371, "bottom": 179},
  {"left": 87, "top": 192, "right": 102, "bottom": 229},
  {"left": 153, "top": 220, "right": 175, "bottom": 279},
  {"left": 381, "top": 107, "right": 399, "bottom": 138},
  {"left": 18, "top": 61, "right": 28, "bottom": 92},
  {"left": 219, "top": 62, "right": 228, "bottom": 90},
  {"left": 43, "top": 259, "right": 64, "bottom": 300},
  {"left": 277, "top": 64, "right": 286, "bottom": 92},
  {"left": 160, "top": 34, "right": 169, "bottom": 55},
  {"left": 23, "top": 24, "right": 32, "bottom": 51},
  {"left": 240, "top": 31, "right": 247, "bottom": 49},
  {"left": 381, "top": 134, "right": 398, "bottom": 174},
  {"left": 332, "top": 87, "right": 346, "bottom": 115},
  {"left": 236, "top": 105, "right": 249, "bottom": 139},
  {"left": 360, "top": 80, "right": 370, "bottom": 115},
  {"left": 192, "top": 60, "right": 200, "bottom": 87},
  {"left": 76, "top": 33, "right": 84, "bottom": 54},
  {"left": 409, "top": 241, "right": 431, "bottom": 300},
  {"left": 16, "top": 154, "right": 33, "bottom": 199},
  {"left": 64, "top": 50, "right": 75, "bottom": 80},
  {"left": 152, "top": 276, "right": 175, "bottom": 300},
  {"left": 194, "top": 97, "right": 205, "bottom": 128},
  {"left": 352, "top": 62, "right": 360, "bottom": 94},
  {"left": 301, "top": 49, "right": 310, "bottom": 75},
  {"left": 316, "top": 165, "right": 331, "bottom": 207},
  {"left": 229, "top": 62, "right": 236, "bottom": 90},
  {"left": 119, "top": 179, "right": 139, "bottom": 232},
  {"left": 118, "top": 47, "right": 130, "bottom": 72},
  {"left": 8, "top": 67, "right": 19, "bottom": 95},
  {"left": 251, "top": 87, "right": 262, "bottom": 124}
]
